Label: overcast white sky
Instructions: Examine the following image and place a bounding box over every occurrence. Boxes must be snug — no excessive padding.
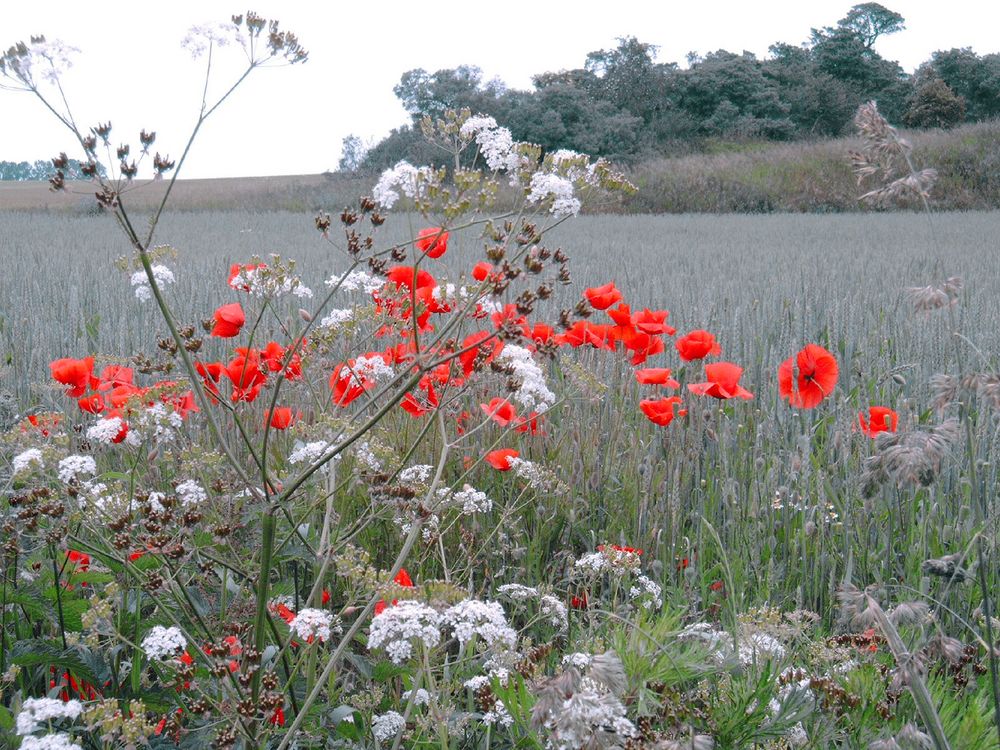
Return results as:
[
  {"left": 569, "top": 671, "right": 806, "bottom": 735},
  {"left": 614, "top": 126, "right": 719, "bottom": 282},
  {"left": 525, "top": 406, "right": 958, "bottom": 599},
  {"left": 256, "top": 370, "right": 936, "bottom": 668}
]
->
[{"left": 3, "top": 0, "right": 998, "bottom": 178}]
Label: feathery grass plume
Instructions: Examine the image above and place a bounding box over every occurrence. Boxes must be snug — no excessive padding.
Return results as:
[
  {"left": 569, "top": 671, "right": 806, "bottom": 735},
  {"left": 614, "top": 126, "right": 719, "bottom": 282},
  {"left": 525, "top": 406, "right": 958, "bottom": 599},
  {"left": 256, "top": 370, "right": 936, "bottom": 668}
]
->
[
  {"left": 922, "top": 634, "right": 966, "bottom": 667},
  {"left": 889, "top": 601, "right": 932, "bottom": 627},
  {"left": 905, "top": 277, "right": 963, "bottom": 313},
  {"left": 921, "top": 554, "right": 971, "bottom": 584},
  {"left": 835, "top": 583, "right": 882, "bottom": 630},
  {"left": 860, "top": 419, "right": 960, "bottom": 497},
  {"left": 929, "top": 374, "right": 959, "bottom": 412},
  {"left": 850, "top": 101, "right": 938, "bottom": 208},
  {"left": 869, "top": 723, "right": 935, "bottom": 750}
]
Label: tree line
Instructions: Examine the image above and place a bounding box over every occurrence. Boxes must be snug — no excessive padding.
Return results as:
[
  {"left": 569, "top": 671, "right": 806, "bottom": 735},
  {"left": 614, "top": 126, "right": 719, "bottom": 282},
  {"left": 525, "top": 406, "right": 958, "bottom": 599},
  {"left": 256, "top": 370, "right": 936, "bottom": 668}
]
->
[{"left": 345, "top": 4, "right": 1000, "bottom": 172}]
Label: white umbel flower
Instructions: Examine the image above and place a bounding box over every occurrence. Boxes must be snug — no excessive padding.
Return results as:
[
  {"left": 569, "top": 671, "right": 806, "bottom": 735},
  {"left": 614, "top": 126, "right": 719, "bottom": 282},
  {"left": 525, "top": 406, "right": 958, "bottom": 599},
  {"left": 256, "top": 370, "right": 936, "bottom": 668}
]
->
[
  {"left": 130, "top": 263, "right": 175, "bottom": 302},
  {"left": 442, "top": 599, "right": 516, "bottom": 649},
  {"left": 368, "top": 601, "right": 442, "bottom": 664},
  {"left": 371, "top": 711, "right": 405, "bottom": 743},
  {"left": 13, "top": 448, "right": 45, "bottom": 475},
  {"left": 141, "top": 625, "right": 186, "bottom": 660},
  {"left": 15, "top": 698, "right": 82, "bottom": 735},
  {"left": 526, "top": 172, "right": 581, "bottom": 218},
  {"left": 57, "top": 455, "right": 97, "bottom": 484},
  {"left": 20, "top": 734, "right": 84, "bottom": 750},
  {"left": 288, "top": 608, "right": 334, "bottom": 642}
]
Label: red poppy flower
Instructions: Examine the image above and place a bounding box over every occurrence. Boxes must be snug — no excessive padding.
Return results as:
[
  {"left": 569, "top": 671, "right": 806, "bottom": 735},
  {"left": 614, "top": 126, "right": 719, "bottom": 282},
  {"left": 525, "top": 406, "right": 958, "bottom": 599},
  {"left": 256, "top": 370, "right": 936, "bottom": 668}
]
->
[
  {"left": 224, "top": 349, "right": 267, "bottom": 402},
  {"left": 675, "top": 330, "right": 722, "bottom": 361},
  {"left": 514, "top": 411, "right": 543, "bottom": 435},
  {"left": 778, "top": 344, "right": 839, "bottom": 409},
  {"left": 77, "top": 393, "right": 106, "bottom": 414},
  {"left": 386, "top": 265, "right": 436, "bottom": 290},
  {"left": 481, "top": 397, "right": 517, "bottom": 427},
  {"left": 211, "top": 303, "right": 245, "bottom": 338},
  {"left": 401, "top": 375, "right": 439, "bottom": 417},
  {"left": 415, "top": 227, "right": 449, "bottom": 259},
  {"left": 265, "top": 407, "right": 296, "bottom": 430},
  {"left": 639, "top": 396, "right": 686, "bottom": 426},
  {"left": 270, "top": 707, "right": 285, "bottom": 727},
  {"left": 556, "top": 321, "right": 615, "bottom": 350},
  {"left": 635, "top": 368, "right": 680, "bottom": 388},
  {"left": 584, "top": 282, "right": 623, "bottom": 311},
  {"left": 472, "top": 262, "right": 495, "bottom": 282},
  {"left": 624, "top": 332, "right": 665, "bottom": 366},
  {"left": 458, "top": 331, "right": 503, "bottom": 376},
  {"left": 859, "top": 406, "right": 898, "bottom": 437},
  {"left": 633, "top": 308, "right": 676, "bottom": 336},
  {"left": 50, "top": 357, "right": 97, "bottom": 398},
  {"left": 570, "top": 593, "right": 589, "bottom": 609},
  {"left": 525, "top": 323, "right": 554, "bottom": 345},
  {"left": 485, "top": 448, "right": 519, "bottom": 470},
  {"left": 687, "top": 362, "right": 754, "bottom": 400},
  {"left": 262, "top": 341, "right": 302, "bottom": 380},
  {"left": 98, "top": 365, "right": 134, "bottom": 390}
]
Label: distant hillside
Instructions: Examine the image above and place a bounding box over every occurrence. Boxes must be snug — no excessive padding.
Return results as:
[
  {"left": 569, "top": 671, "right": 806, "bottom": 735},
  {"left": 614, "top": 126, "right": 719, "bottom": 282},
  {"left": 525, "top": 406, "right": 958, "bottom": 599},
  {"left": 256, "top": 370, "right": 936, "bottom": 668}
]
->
[{"left": 1, "top": 121, "right": 998, "bottom": 215}]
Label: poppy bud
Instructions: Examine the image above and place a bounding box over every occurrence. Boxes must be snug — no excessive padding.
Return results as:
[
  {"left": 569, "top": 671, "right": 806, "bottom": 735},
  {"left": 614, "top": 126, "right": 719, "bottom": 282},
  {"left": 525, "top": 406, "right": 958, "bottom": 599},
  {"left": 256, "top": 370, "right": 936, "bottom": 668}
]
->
[
  {"left": 299, "top": 308, "right": 312, "bottom": 323},
  {"left": 892, "top": 373, "right": 906, "bottom": 385}
]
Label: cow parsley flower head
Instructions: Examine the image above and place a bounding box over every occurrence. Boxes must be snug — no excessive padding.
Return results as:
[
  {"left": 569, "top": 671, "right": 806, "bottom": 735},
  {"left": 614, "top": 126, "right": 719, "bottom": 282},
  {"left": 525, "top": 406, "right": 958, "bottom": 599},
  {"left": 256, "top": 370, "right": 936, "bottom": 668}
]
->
[
  {"left": 11, "top": 39, "right": 80, "bottom": 86},
  {"left": 495, "top": 344, "right": 555, "bottom": 410},
  {"left": 289, "top": 440, "right": 330, "bottom": 465},
  {"left": 57, "top": 455, "right": 96, "bottom": 484},
  {"left": 15, "top": 697, "right": 83, "bottom": 735},
  {"left": 19, "top": 734, "right": 84, "bottom": 750},
  {"left": 371, "top": 711, "right": 405, "bottom": 743},
  {"left": 527, "top": 172, "right": 581, "bottom": 218},
  {"left": 368, "top": 600, "right": 442, "bottom": 664},
  {"left": 130, "top": 263, "right": 175, "bottom": 302},
  {"left": 141, "top": 625, "right": 186, "bottom": 660},
  {"left": 288, "top": 608, "right": 335, "bottom": 642},
  {"left": 181, "top": 22, "right": 246, "bottom": 59},
  {"left": 319, "top": 308, "right": 353, "bottom": 330},
  {"left": 372, "top": 160, "right": 436, "bottom": 209},
  {"left": 399, "top": 464, "right": 433, "bottom": 485},
  {"left": 175, "top": 479, "right": 207, "bottom": 506},
  {"left": 86, "top": 417, "right": 125, "bottom": 445},
  {"left": 443, "top": 599, "right": 517, "bottom": 650},
  {"left": 12, "top": 448, "right": 45, "bottom": 475},
  {"left": 331, "top": 269, "right": 383, "bottom": 294}
]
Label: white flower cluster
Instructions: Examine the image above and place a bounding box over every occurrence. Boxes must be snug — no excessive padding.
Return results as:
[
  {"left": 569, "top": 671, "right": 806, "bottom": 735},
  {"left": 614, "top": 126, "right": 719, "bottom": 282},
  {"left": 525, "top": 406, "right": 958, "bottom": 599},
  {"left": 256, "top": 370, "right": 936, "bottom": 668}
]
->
[
  {"left": 133, "top": 402, "right": 183, "bottom": 442},
  {"left": 483, "top": 699, "right": 514, "bottom": 728},
  {"left": 16, "top": 698, "right": 83, "bottom": 735},
  {"left": 230, "top": 265, "right": 312, "bottom": 299},
  {"left": 57, "top": 455, "right": 96, "bottom": 484},
  {"left": 401, "top": 687, "right": 431, "bottom": 706},
  {"left": 288, "top": 608, "right": 335, "bottom": 642},
  {"left": 180, "top": 22, "right": 246, "bottom": 59},
  {"left": 368, "top": 600, "right": 442, "bottom": 664},
  {"left": 17, "top": 39, "right": 79, "bottom": 85},
  {"left": 438, "top": 483, "right": 492, "bottom": 514},
  {"left": 371, "top": 710, "right": 405, "bottom": 743},
  {"left": 629, "top": 574, "right": 663, "bottom": 610},
  {"left": 540, "top": 594, "right": 569, "bottom": 629},
  {"left": 85, "top": 417, "right": 125, "bottom": 445},
  {"left": 350, "top": 354, "right": 394, "bottom": 386},
  {"left": 574, "top": 546, "right": 642, "bottom": 575},
  {"left": 372, "top": 160, "right": 436, "bottom": 209},
  {"left": 330, "top": 269, "right": 383, "bottom": 294},
  {"left": 497, "top": 583, "right": 539, "bottom": 601},
  {"left": 527, "top": 172, "right": 581, "bottom": 219},
  {"left": 19, "top": 735, "right": 83, "bottom": 750},
  {"left": 460, "top": 115, "right": 523, "bottom": 174},
  {"left": 443, "top": 599, "right": 517, "bottom": 650},
  {"left": 678, "top": 622, "right": 787, "bottom": 666},
  {"left": 399, "top": 464, "right": 433, "bottom": 485},
  {"left": 319, "top": 308, "right": 353, "bottom": 331},
  {"left": 175, "top": 479, "right": 207, "bottom": 506},
  {"left": 289, "top": 440, "right": 330, "bottom": 465},
  {"left": 13, "top": 448, "right": 44, "bottom": 475},
  {"left": 509, "top": 458, "right": 564, "bottom": 493},
  {"left": 464, "top": 675, "right": 490, "bottom": 691},
  {"left": 141, "top": 625, "right": 186, "bottom": 660},
  {"left": 130, "top": 263, "right": 175, "bottom": 302},
  {"left": 495, "top": 344, "right": 555, "bottom": 410},
  {"left": 354, "top": 441, "right": 383, "bottom": 472}
]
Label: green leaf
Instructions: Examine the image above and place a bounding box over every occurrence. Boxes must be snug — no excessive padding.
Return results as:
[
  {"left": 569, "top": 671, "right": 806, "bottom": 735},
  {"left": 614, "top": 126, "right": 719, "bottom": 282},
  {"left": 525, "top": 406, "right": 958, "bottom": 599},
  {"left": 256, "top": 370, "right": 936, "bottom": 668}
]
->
[{"left": 10, "top": 640, "right": 98, "bottom": 685}]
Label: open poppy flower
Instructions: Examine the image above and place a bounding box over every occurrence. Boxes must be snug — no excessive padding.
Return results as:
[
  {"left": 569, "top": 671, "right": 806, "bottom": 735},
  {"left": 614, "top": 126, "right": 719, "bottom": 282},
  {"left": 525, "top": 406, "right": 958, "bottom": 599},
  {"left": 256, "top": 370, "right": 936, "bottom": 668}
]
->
[
  {"left": 584, "top": 282, "right": 623, "bottom": 311},
  {"left": 472, "top": 261, "right": 495, "bottom": 282},
  {"left": 386, "top": 265, "right": 436, "bottom": 290},
  {"left": 265, "top": 407, "right": 297, "bottom": 430},
  {"left": 50, "top": 356, "right": 97, "bottom": 397},
  {"left": 481, "top": 397, "right": 517, "bottom": 427},
  {"left": 485, "top": 448, "right": 519, "bottom": 470},
  {"left": 415, "top": 227, "right": 449, "bottom": 259},
  {"left": 211, "top": 303, "right": 245, "bottom": 338},
  {"left": 224, "top": 349, "right": 267, "bottom": 402},
  {"left": 401, "top": 375, "right": 439, "bottom": 417},
  {"left": 77, "top": 393, "right": 106, "bottom": 414},
  {"left": 635, "top": 368, "right": 680, "bottom": 388},
  {"left": 687, "top": 362, "right": 754, "bottom": 400},
  {"left": 98, "top": 365, "right": 134, "bottom": 390},
  {"left": 633, "top": 308, "right": 676, "bottom": 336},
  {"left": 640, "top": 396, "right": 686, "bottom": 426},
  {"left": 859, "top": 406, "right": 898, "bottom": 437},
  {"left": 624, "top": 331, "right": 665, "bottom": 366},
  {"left": 675, "top": 330, "right": 722, "bottom": 361},
  {"left": 778, "top": 344, "right": 839, "bottom": 409}
]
